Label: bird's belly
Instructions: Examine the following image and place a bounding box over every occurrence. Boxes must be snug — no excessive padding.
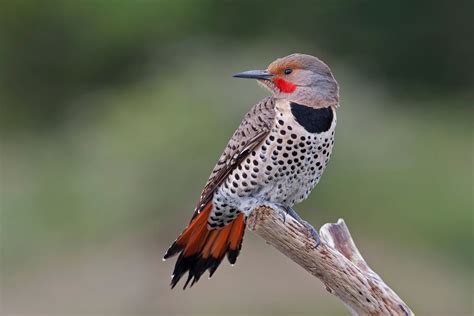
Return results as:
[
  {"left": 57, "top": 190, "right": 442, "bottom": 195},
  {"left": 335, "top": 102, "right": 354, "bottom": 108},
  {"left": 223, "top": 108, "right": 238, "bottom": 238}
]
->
[{"left": 257, "top": 126, "right": 335, "bottom": 206}]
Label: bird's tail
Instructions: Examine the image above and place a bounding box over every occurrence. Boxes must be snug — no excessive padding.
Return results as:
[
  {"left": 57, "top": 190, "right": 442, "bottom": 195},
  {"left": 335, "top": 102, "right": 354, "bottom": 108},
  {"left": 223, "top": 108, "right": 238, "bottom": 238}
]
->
[{"left": 163, "top": 201, "right": 246, "bottom": 289}]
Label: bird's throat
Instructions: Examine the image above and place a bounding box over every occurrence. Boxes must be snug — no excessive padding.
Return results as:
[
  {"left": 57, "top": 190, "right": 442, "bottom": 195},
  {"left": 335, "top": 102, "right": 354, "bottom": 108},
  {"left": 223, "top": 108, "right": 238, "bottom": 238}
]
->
[{"left": 273, "top": 78, "right": 296, "bottom": 93}]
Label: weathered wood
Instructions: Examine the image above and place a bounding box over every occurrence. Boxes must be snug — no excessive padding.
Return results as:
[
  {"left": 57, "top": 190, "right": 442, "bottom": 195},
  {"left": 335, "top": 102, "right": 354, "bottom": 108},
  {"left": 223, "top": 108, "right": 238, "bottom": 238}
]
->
[{"left": 247, "top": 206, "right": 414, "bottom": 316}]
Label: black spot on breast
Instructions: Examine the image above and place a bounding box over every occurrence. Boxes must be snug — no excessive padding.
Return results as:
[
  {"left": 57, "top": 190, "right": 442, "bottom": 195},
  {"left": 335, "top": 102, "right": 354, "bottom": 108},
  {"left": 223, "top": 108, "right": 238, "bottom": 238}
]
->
[{"left": 290, "top": 102, "right": 333, "bottom": 133}]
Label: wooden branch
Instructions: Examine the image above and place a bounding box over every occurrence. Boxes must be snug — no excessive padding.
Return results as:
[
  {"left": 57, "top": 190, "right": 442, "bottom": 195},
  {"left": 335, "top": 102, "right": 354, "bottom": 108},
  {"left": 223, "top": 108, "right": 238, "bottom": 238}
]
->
[{"left": 247, "top": 206, "right": 414, "bottom": 316}]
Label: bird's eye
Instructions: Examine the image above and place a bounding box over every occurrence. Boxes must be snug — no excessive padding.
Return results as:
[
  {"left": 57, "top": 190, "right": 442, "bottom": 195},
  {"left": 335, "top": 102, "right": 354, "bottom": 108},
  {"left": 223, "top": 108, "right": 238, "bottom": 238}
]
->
[{"left": 284, "top": 68, "right": 292, "bottom": 75}]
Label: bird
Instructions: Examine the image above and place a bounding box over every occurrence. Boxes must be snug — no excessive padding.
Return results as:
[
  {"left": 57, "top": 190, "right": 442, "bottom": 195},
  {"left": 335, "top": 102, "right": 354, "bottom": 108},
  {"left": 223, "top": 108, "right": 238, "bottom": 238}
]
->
[{"left": 163, "top": 53, "right": 339, "bottom": 289}]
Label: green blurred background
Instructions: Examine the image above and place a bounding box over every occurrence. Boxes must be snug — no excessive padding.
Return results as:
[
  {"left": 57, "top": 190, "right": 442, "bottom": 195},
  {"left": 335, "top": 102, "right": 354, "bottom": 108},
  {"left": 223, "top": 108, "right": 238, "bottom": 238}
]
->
[{"left": 1, "top": 0, "right": 473, "bottom": 315}]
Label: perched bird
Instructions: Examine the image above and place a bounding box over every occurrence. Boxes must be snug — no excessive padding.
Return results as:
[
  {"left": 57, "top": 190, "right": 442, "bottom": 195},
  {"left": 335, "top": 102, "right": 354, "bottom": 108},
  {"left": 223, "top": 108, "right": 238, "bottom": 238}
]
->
[{"left": 163, "top": 53, "right": 339, "bottom": 289}]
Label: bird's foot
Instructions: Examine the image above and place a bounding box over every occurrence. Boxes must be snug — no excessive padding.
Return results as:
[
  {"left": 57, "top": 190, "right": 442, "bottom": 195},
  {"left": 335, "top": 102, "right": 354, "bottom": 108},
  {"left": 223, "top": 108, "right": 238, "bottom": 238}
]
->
[
  {"left": 276, "top": 204, "right": 321, "bottom": 248},
  {"left": 276, "top": 206, "right": 288, "bottom": 224},
  {"left": 300, "top": 219, "right": 321, "bottom": 248}
]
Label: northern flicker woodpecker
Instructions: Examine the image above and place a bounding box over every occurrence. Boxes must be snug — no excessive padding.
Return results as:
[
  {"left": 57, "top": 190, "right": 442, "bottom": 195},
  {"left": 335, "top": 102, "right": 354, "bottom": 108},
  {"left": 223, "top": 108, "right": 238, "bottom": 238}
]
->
[{"left": 163, "top": 53, "right": 339, "bottom": 289}]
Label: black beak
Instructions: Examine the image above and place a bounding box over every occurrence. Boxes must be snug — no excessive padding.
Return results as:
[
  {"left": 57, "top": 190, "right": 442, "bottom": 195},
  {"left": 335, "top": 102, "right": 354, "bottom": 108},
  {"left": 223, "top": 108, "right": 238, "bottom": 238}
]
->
[{"left": 232, "top": 70, "right": 273, "bottom": 81}]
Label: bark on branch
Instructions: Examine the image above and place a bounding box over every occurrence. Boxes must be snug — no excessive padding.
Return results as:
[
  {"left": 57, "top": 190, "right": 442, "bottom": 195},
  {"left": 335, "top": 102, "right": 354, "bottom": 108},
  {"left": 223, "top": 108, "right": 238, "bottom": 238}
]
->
[{"left": 247, "top": 206, "right": 414, "bottom": 316}]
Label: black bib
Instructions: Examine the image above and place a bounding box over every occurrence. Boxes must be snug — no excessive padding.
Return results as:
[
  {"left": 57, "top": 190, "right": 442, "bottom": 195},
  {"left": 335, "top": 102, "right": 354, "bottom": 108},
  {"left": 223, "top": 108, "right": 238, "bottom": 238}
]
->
[{"left": 290, "top": 102, "right": 333, "bottom": 133}]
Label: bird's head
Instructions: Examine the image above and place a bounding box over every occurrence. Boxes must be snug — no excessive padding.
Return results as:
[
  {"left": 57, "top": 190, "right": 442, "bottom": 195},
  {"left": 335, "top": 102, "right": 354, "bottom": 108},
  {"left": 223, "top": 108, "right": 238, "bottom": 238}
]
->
[{"left": 233, "top": 53, "right": 339, "bottom": 108}]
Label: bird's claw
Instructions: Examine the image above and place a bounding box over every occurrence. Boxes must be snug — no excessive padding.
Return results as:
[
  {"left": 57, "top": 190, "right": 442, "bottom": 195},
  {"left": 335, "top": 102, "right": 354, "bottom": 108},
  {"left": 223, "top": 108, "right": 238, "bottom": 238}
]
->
[
  {"left": 277, "top": 207, "right": 287, "bottom": 224},
  {"left": 275, "top": 204, "right": 321, "bottom": 248},
  {"left": 301, "top": 220, "right": 321, "bottom": 248}
]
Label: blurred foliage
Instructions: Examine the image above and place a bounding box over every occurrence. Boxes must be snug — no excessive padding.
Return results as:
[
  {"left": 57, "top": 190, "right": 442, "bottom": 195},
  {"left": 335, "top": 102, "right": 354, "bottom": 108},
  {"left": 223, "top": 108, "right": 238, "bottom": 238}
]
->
[
  {"left": 0, "top": 0, "right": 473, "bottom": 130},
  {"left": 0, "top": 2, "right": 472, "bottom": 314},
  {"left": 2, "top": 54, "right": 472, "bottom": 270}
]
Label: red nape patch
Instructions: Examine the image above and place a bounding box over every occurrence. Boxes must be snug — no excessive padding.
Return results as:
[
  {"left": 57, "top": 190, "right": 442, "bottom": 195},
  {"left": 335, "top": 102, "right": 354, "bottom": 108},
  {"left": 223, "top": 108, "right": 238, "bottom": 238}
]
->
[{"left": 273, "top": 78, "right": 297, "bottom": 93}]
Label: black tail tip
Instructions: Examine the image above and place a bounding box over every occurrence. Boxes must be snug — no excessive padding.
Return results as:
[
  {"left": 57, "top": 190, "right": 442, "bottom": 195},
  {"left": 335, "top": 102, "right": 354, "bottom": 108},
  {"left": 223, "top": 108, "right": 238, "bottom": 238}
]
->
[
  {"left": 163, "top": 241, "right": 182, "bottom": 260},
  {"left": 227, "top": 249, "right": 239, "bottom": 265},
  {"left": 169, "top": 254, "right": 227, "bottom": 290}
]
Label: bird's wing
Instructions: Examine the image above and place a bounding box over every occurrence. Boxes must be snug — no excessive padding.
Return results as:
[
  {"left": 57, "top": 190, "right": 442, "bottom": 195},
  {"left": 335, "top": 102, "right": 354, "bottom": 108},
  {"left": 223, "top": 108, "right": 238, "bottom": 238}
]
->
[{"left": 193, "top": 96, "right": 276, "bottom": 218}]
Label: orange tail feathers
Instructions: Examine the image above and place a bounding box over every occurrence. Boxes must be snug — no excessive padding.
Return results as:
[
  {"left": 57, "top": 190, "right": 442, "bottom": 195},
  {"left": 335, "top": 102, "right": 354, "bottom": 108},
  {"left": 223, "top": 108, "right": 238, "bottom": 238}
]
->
[{"left": 163, "top": 202, "right": 246, "bottom": 289}]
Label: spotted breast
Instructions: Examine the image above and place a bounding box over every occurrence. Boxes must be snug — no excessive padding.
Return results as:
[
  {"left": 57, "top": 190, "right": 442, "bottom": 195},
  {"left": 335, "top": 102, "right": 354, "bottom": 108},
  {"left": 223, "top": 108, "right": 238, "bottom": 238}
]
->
[{"left": 209, "top": 98, "right": 336, "bottom": 229}]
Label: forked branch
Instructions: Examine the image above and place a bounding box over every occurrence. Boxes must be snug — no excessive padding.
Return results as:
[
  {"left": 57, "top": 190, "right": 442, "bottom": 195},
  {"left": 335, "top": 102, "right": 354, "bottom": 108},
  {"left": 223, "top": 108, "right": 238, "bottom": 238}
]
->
[{"left": 247, "top": 206, "right": 414, "bottom": 316}]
